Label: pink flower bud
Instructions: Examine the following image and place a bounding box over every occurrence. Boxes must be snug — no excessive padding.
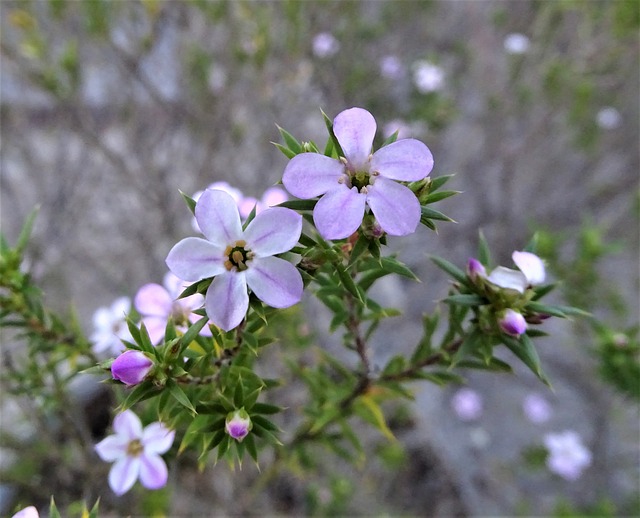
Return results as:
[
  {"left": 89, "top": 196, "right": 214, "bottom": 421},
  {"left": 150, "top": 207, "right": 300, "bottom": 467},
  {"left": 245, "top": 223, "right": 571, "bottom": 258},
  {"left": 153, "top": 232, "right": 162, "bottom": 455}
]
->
[
  {"left": 499, "top": 309, "right": 527, "bottom": 337},
  {"left": 111, "top": 350, "right": 153, "bottom": 386},
  {"left": 225, "top": 409, "right": 252, "bottom": 442},
  {"left": 467, "top": 258, "right": 487, "bottom": 280}
]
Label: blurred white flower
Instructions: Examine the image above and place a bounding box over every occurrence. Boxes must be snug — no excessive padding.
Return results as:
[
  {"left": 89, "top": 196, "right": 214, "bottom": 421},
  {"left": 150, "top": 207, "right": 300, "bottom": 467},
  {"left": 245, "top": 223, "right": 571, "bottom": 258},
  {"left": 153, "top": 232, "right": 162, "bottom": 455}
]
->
[
  {"left": 451, "top": 388, "right": 483, "bottom": 421},
  {"left": 544, "top": 430, "right": 592, "bottom": 481},
  {"left": 523, "top": 393, "right": 552, "bottom": 424},
  {"left": 312, "top": 32, "right": 340, "bottom": 58},
  {"left": 380, "top": 55, "right": 404, "bottom": 80},
  {"left": 207, "top": 66, "right": 227, "bottom": 94},
  {"left": 596, "top": 107, "right": 622, "bottom": 130},
  {"left": 382, "top": 119, "right": 413, "bottom": 140},
  {"left": 90, "top": 297, "right": 133, "bottom": 357},
  {"left": 412, "top": 60, "right": 445, "bottom": 93},
  {"left": 11, "top": 506, "right": 39, "bottom": 518},
  {"left": 504, "top": 33, "right": 530, "bottom": 55}
]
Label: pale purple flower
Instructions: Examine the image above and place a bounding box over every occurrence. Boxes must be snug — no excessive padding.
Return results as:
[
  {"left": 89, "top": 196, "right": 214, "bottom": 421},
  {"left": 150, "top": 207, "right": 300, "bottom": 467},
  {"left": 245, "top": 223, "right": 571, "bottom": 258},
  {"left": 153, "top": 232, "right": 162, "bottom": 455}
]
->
[
  {"left": 112, "top": 350, "right": 154, "bottom": 386},
  {"left": 523, "top": 393, "right": 552, "bottom": 424},
  {"left": 504, "top": 33, "right": 530, "bottom": 54},
  {"left": 166, "top": 189, "right": 303, "bottom": 331},
  {"left": 544, "top": 430, "right": 592, "bottom": 481},
  {"left": 382, "top": 119, "right": 413, "bottom": 140},
  {"left": 312, "top": 32, "right": 340, "bottom": 58},
  {"left": 282, "top": 107, "right": 434, "bottom": 240},
  {"left": 225, "top": 409, "right": 252, "bottom": 442},
  {"left": 451, "top": 388, "right": 483, "bottom": 421},
  {"left": 380, "top": 55, "right": 404, "bottom": 80},
  {"left": 95, "top": 410, "right": 175, "bottom": 495},
  {"left": 11, "top": 507, "right": 39, "bottom": 518},
  {"left": 238, "top": 186, "right": 289, "bottom": 219},
  {"left": 90, "top": 296, "right": 133, "bottom": 357},
  {"left": 596, "top": 107, "right": 622, "bottom": 130},
  {"left": 499, "top": 308, "right": 527, "bottom": 336},
  {"left": 191, "top": 182, "right": 243, "bottom": 233},
  {"left": 134, "top": 272, "right": 210, "bottom": 345},
  {"left": 467, "top": 257, "right": 487, "bottom": 280},
  {"left": 412, "top": 60, "right": 445, "bottom": 93},
  {"left": 487, "top": 251, "right": 546, "bottom": 293}
]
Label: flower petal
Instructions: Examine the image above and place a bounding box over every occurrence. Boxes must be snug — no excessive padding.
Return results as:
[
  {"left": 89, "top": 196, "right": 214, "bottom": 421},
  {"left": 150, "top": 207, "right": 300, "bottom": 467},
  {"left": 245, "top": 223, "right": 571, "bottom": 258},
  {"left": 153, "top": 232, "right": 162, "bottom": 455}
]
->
[
  {"left": 166, "top": 237, "right": 226, "bottom": 282},
  {"left": 282, "top": 153, "right": 345, "bottom": 198},
  {"left": 142, "top": 423, "right": 175, "bottom": 455},
  {"left": 109, "top": 457, "right": 140, "bottom": 496},
  {"left": 139, "top": 453, "right": 169, "bottom": 490},
  {"left": 95, "top": 434, "right": 129, "bottom": 462},
  {"left": 313, "top": 186, "right": 366, "bottom": 240},
  {"left": 134, "top": 284, "right": 172, "bottom": 318},
  {"left": 244, "top": 207, "right": 302, "bottom": 256},
  {"left": 487, "top": 266, "right": 528, "bottom": 293},
  {"left": 111, "top": 297, "right": 132, "bottom": 317},
  {"left": 512, "top": 251, "right": 546, "bottom": 285},
  {"left": 113, "top": 410, "right": 143, "bottom": 441},
  {"left": 245, "top": 256, "right": 303, "bottom": 308},
  {"left": 205, "top": 272, "right": 249, "bottom": 331},
  {"left": 370, "top": 138, "right": 434, "bottom": 181},
  {"left": 333, "top": 107, "right": 376, "bottom": 170},
  {"left": 261, "top": 186, "right": 288, "bottom": 207},
  {"left": 366, "top": 177, "right": 421, "bottom": 236},
  {"left": 195, "top": 189, "right": 243, "bottom": 245},
  {"left": 140, "top": 316, "right": 168, "bottom": 345},
  {"left": 163, "top": 272, "right": 188, "bottom": 299}
]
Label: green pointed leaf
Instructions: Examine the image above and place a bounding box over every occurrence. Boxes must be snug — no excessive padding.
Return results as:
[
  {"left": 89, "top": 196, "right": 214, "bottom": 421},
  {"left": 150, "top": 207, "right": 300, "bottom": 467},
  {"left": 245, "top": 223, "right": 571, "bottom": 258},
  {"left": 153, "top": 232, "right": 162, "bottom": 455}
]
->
[
  {"left": 477, "top": 230, "right": 492, "bottom": 266},
  {"left": 355, "top": 396, "right": 395, "bottom": 442},
  {"left": 88, "top": 498, "right": 101, "bottom": 518},
  {"left": 276, "top": 124, "right": 302, "bottom": 153},
  {"left": 430, "top": 256, "right": 468, "bottom": 284},
  {"left": 444, "top": 294, "right": 485, "bottom": 307},
  {"left": 348, "top": 232, "right": 371, "bottom": 267},
  {"left": 422, "top": 190, "right": 461, "bottom": 204},
  {"left": 119, "top": 381, "right": 160, "bottom": 410},
  {"left": 421, "top": 206, "right": 456, "bottom": 222},
  {"left": 502, "top": 334, "right": 549, "bottom": 385},
  {"left": 272, "top": 142, "right": 297, "bottom": 159},
  {"left": 251, "top": 402, "right": 282, "bottom": 415},
  {"left": 49, "top": 497, "right": 62, "bottom": 518},
  {"left": 276, "top": 198, "right": 318, "bottom": 211},
  {"left": 428, "top": 174, "right": 455, "bottom": 191},
  {"left": 335, "top": 262, "right": 364, "bottom": 302},
  {"left": 321, "top": 108, "right": 345, "bottom": 157},
  {"left": 179, "top": 190, "right": 197, "bottom": 216},
  {"left": 16, "top": 205, "right": 40, "bottom": 253},
  {"left": 167, "top": 380, "right": 197, "bottom": 414}
]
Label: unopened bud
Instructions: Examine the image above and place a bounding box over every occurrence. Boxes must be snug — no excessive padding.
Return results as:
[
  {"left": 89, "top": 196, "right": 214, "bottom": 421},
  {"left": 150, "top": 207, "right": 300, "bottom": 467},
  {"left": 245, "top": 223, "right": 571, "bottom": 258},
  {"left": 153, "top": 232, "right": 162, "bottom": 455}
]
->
[
  {"left": 225, "top": 409, "right": 252, "bottom": 442},
  {"left": 111, "top": 350, "right": 153, "bottom": 386},
  {"left": 499, "top": 309, "right": 527, "bottom": 337},
  {"left": 467, "top": 258, "right": 487, "bottom": 281}
]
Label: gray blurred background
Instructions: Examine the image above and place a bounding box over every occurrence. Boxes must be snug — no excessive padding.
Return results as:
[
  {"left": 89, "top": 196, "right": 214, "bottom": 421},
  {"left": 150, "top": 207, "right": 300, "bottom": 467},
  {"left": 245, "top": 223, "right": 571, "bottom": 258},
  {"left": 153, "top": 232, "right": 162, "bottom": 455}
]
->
[{"left": 1, "top": 1, "right": 638, "bottom": 516}]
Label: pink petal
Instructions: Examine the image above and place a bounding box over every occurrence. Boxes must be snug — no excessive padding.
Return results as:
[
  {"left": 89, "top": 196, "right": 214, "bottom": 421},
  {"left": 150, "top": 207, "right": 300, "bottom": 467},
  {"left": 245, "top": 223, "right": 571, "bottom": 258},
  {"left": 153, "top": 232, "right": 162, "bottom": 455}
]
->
[
  {"left": 245, "top": 256, "right": 303, "bottom": 308},
  {"left": 139, "top": 453, "right": 169, "bottom": 490},
  {"left": 95, "top": 434, "right": 129, "bottom": 462},
  {"left": 166, "top": 237, "right": 226, "bottom": 282},
  {"left": 365, "top": 177, "right": 421, "bottom": 236},
  {"left": 261, "top": 186, "right": 288, "bottom": 206},
  {"left": 134, "top": 284, "right": 172, "bottom": 318},
  {"left": 282, "top": 153, "right": 345, "bottom": 198},
  {"left": 333, "top": 107, "right": 376, "bottom": 170},
  {"left": 207, "top": 181, "right": 243, "bottom": 204},
  {"left": 195, "top": 189, "right": 243, "bottom": 245},
  {"left": 243, "top": 207, "right": 302, "bottom": 256},
  {"left": 370, "top": 138, "right": 434, "bottom": 181},
  {"left": 113, "top": 410, "right": 143, "bottom": 441},
  {"left": 163, "top": 272, "right": 187, "bottom": 299},
  {"left": 313, "top": 186, "right": 366, "bottom": 240},
  {"left": 487, "top": 267, "right": 527, "bottom": 293},
  {"left": 142, "top": 423, "right": 175, "bottom": 455},
  {"left": 205, "top": 272, "right": 249, "bottom": 331},
  {"left": 512, "top": 251, "right": 546, "bottom": 285},
  {"left": 140, "top": 315, "right": 166, "bottom": 345},
  {"left": 11, "top": 506, "right": 39, "bottom": 518},
  {"left": 239, "top": 196, "right": 259, "bottom": 219},
  {"left": 109, "top": 456, "right": 140, "bottom": 496}
]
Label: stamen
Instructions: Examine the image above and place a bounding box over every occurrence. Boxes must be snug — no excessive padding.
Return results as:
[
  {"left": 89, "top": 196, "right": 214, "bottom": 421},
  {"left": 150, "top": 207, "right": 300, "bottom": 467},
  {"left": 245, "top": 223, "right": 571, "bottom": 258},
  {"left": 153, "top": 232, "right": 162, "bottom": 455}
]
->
[{"left": 126, "top": 439, "right": 144, "bottom": 457}]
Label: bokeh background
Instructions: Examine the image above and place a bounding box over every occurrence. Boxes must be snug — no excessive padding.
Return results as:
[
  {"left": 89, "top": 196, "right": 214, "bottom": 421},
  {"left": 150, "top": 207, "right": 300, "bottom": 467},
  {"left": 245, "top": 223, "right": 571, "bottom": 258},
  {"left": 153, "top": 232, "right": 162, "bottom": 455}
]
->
[{"left": 1, "top": 1, "right": 638, "bottom": 516}]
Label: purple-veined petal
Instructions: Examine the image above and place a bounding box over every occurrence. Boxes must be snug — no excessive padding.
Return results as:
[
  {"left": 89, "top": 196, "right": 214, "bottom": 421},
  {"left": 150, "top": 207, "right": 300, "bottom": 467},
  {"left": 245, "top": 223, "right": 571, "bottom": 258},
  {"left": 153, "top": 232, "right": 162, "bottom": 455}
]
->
[
  {"left": 195, "top": 189, "right": 243, "bottom": 245},
  {"left": 95, "top": 434, "right": 129, "bottom": 462},
  {"left": 245, "top": 256, "right": 303, "bottom": 308},
  {"left": 333, "top": 107, "right": 376, "bottom": 170},
  {"left": 113, "top": 410, "right": 143, "bottom": 441},
  {"left": 166, "top": 237, "right": 226, "bottom": 282},
  {"left": 139, "top": 453, "right": 169, "bottom": 490},
  {"left": 365, "top": 177, "right": 421, "bottom": 236},
  {"left": 140, "top": 315, "right": 167, "bottom": 345},
  {"left": 134, "top": 284, "right": 172, "bottom": 318},
  {"left": 487, "top": 266, "right": 528, "bottom": 293},
  {"left": 313, "top": 186, "right": 366, "bottom": 240},
  {"left": 205, "top": 272, "right": 249, "bottom": 332},
  {"left": 512, "top": 251, "right": 546, "bottom": 285},
  {"left": 282, "top": 153, "right": 345, "bottom": 198},
  {"left": 244, "top": 207, "right": 302, "bottom": 256},
  {"left": 370, "top": 138, "right": 434, "bottom": 181},
  {"left": 109, "top": 456, "right": 140, "bottom": 496},
  {"left": 142, "top": 423, "right": 175, "bottom": 455}
]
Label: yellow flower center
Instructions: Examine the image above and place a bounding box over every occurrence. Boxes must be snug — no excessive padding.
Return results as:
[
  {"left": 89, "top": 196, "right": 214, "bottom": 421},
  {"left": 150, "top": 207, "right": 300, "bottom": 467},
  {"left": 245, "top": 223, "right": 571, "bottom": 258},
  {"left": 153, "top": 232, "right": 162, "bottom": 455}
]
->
[
  {"left": 126, "top": 439, "right": 144, "bottom": 457},
  {"left": 223, "top": 240, "right": 254, "bottom": 272}
]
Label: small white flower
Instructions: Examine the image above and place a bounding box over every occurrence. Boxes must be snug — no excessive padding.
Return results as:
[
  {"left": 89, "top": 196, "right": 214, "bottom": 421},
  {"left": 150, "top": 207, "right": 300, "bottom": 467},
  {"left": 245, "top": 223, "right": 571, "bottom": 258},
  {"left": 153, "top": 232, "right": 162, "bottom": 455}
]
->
[
  {"left": 380, "top": 55, "right": 404, "bottom": 80},
  {"left": 451, "top": 388, "right": 483, "bottom": 421},
  {"left": 312, "top": 32, "right": 340, "bottom": 59},
  {"left": 523, "top": 393, "right": 552, "bottom": 424},
  {"left": 544, "top": 430, "right": 592, "bottom": 481},
  {"left": 596, "top": 107, "right": 622, "bottom": 130},
  {"left": 90, "top": 296, "right": 133, "bottom": 357},
  {"left": 412, "top": 60, "right": 445, "bottom": 93},
  {"left": 504, "top": 33, "right": 530, "bottom": 55}
]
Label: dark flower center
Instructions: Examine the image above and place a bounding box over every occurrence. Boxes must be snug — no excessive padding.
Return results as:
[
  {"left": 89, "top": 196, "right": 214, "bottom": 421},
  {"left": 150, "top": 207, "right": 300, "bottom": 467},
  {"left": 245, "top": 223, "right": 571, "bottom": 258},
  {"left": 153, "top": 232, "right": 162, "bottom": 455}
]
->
[
  {"left": 224, "top": 240, "right": 253, "bottom": 272},
  {"left": 126, "top": 438, "right": 144, "bottom": 457}
]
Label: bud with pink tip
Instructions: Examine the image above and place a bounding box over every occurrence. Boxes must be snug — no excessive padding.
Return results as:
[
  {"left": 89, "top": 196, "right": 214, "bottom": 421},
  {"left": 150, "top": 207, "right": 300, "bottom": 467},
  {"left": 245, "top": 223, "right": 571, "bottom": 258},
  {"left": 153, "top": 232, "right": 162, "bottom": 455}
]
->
[
  {"left": 225, "top": 409, "right": 252, "bottom": 442},
  {"left": 111, "top": 350, "right": 154, "bottom": 386},
  {"left": 467, "top": 258, "right": 487, "bottom": 281},
  {"left": 499, "top": 309, "right": 527, "bottom": 337}
]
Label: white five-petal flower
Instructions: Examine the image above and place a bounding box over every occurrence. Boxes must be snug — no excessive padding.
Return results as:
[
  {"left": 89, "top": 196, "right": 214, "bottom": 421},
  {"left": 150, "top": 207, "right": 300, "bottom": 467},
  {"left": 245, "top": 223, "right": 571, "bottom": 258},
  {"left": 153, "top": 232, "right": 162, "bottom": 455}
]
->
[
  {"left": 166, "top": 189, "right": 303, "bottom": 331},
  {"left": 90, "top": 296, "right": 133, "bottom": 357},
  {"left": 487, "top": 250, "right": 546, "bottom": 293},
  {"left": 95, "top": 410, "right": 175, "bottom": 496}
]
